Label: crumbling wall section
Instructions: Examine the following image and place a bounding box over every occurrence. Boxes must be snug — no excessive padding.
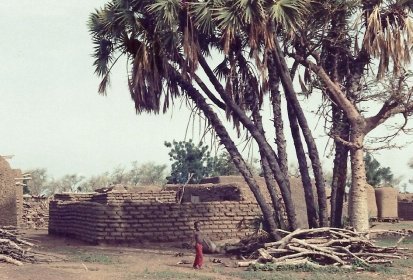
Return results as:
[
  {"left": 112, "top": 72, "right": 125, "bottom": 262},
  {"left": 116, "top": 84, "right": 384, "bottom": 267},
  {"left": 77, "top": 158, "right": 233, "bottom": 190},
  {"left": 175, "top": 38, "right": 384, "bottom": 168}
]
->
[
  {"left": 49, "top": 193, "right": 261, "bottom": 244},
  {"left": 165, "top": 184, "right": 242, "bottom": 202},
  {"left": 23, "top": 196, "right": 50, "bottom": 229}
]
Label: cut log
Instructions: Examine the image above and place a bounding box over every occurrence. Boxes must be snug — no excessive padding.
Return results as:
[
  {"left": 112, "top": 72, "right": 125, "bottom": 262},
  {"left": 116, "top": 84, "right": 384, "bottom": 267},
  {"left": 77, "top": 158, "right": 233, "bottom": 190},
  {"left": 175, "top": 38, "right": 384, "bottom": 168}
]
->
[{"left": 0, "top": 254, "right": 23, "bottom": 266}]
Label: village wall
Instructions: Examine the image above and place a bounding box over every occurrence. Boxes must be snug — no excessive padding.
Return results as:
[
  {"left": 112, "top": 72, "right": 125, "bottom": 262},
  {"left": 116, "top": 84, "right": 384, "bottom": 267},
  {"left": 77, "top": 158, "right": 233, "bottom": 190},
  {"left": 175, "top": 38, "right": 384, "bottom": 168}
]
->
[
  {"left": 49, "top": 193, "right": 261, "bottom": 244},
  {"left": 165, "top": 184, "right": 242, "bottom": 202},
  {"left": 0, "top": 157, "right": 22, "bottom": 227}
]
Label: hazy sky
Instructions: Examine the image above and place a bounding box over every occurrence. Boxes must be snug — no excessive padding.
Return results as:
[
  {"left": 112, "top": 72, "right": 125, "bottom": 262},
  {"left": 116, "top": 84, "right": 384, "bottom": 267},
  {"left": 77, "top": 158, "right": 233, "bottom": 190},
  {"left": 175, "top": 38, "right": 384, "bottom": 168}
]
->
[{"left": 1, "top": 1, "right": 412, "bottom": 191}]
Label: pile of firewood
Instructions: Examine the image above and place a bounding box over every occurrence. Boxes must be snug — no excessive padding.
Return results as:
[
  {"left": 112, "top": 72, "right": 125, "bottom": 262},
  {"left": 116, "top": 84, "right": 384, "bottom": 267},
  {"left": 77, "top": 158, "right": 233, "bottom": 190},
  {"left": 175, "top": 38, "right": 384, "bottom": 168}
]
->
[
  {"left": 22, "top": 200, "right": 49, "bottom": 229},
  {"left": 0, "top": 227, "right": 38, "bottom": 265},
  {"left": 237, "top": 227, "right": 412, "bottom": 269}
]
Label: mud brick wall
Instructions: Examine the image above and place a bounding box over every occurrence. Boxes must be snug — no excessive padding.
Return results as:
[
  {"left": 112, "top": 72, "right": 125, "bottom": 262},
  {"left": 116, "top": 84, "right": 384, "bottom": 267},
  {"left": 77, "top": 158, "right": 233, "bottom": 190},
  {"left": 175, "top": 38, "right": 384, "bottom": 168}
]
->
[
  {"left": 49, "top": 199, "right": 261, "bottom": 244},
  {"left": 398, "top": 202, "right": 413, "bottom": 220},
  {"left": 0, "top": 158, "right": 22, "bottom": 227},
  {"left": 49, "top": 201, "right": 105, "bottom": 243},
  {"left": 104, "top": 191, "right": 177, "bottom": 204},
  {"left": 14, "top": 169, "right": 24, "bottom": 227},
  {"left": 54, "top": 191, "right": 177, "bottom": 204},
  {"left": 53, "top": 193, "right": 96, "bottom": 202},
  {"left": 164, "top": 184, "right": 242, "bottom": 202}
]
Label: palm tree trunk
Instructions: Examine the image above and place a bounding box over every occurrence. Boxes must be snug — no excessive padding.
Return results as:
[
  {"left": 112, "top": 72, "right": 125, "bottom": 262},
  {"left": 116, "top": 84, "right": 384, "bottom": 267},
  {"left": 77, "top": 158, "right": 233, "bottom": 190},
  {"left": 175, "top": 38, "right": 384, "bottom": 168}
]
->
[
  {"left": 260, "top": 155, "right": 287, "bottom": 229},
  {"left": 271, "top": 42, "right": 328, "bottom": 227},
  {"left": 286, "top": 101, "right": 319, "bottom": 228},
  {"left": 267, "top": 51, "right": 319, "bottom": 228},
  {"left": 268, "top": 55, "right": 289, "bottom": 178},
  {"left": 251, "top": 107, "right": 287, "bottom": 230},
  {"left": 330, "top": 107, "right": 350, "bottom": 227},
  {"left": 197, "top": 55, "right": 298, "bottom": 230},
  {"left": 330, "top": 142, "right": 349, "bottom": 227},
  {"left": 170, "top": 69, "right": 282, "bottom": 240}
]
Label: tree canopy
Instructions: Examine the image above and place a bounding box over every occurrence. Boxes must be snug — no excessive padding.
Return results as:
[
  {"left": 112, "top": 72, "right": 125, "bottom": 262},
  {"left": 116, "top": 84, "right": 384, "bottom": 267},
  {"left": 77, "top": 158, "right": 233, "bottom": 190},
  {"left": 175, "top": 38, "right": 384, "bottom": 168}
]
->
[
  {"left": 364, "top": 153, "right": 394, "bottom": 187},
  {"left": 165, "top": 139, "right": 242, "bottom": 184}
]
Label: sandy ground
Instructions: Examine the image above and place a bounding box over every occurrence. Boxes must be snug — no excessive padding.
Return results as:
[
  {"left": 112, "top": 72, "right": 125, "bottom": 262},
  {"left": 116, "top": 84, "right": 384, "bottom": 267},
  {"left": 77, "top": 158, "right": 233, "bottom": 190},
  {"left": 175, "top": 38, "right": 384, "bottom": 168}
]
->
[{"left": 0, "top": 222, "right": 412, "bottom": 280}]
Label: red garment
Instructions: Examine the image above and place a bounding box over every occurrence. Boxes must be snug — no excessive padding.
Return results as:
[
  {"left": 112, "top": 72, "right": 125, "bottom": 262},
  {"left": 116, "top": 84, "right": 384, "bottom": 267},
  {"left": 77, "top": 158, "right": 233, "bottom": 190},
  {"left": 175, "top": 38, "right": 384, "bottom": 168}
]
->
[{"left": 193, "top": 243, "right": 203, "bottom": 268}]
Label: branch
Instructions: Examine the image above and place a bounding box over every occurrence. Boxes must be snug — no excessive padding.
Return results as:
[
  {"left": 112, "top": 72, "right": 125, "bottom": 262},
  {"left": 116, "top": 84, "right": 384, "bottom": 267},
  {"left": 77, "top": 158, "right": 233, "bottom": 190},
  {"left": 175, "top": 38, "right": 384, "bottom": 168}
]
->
[
  {"left": 291, "top": 54, "right": 361, "bottom": 122},
  {"left": 328, "top": 133, "right": 363, "bottom": 150},
  {"left": 365, "top": 100, "right": 413, "bottom": 133}
]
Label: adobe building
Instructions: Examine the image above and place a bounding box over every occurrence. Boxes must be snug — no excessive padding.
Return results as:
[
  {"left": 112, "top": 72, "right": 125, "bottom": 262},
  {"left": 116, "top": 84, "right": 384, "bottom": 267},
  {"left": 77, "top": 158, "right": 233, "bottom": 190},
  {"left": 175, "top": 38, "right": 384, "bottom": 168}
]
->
[
  {"left": 48, "top": 176, "right": 328, "bottom": 244},
  {"left": 0, "top": 156, "right": 23, "bottom": 227}
]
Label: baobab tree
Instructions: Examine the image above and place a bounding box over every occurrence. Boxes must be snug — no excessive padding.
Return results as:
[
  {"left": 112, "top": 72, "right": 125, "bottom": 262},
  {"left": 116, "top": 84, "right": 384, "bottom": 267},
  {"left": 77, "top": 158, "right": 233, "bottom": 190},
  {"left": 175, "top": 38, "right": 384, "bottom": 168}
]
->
[{"left": 285, "top": 0, "right": 413, "bottom": 230}]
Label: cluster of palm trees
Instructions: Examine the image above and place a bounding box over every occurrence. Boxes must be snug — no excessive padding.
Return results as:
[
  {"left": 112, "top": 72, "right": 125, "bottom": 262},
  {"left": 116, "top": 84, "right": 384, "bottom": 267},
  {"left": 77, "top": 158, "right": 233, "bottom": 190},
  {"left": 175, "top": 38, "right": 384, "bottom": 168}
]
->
[{"left": 88, "top": 0, "right": 413, "bottom": 239}]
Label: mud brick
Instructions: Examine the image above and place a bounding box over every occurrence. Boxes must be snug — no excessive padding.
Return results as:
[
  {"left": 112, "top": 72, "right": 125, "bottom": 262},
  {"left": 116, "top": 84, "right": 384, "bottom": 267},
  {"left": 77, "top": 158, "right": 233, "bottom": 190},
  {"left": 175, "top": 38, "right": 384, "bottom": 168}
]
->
[
  {"left": 132, "top": 214, "right": 145, "bottom": 219},
  {"left": 178, "top": 226, "right": 191, "bottom": 230},
  {"left": 94, "top": 222, "right": 106, "bottom": 228}
]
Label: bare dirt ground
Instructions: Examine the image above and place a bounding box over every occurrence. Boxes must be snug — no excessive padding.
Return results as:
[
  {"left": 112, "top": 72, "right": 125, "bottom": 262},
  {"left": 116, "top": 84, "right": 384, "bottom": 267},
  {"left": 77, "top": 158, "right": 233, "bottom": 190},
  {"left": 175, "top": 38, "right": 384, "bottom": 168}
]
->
[{"left": 1, "top": 222, "right": 412, "bottom": 280}]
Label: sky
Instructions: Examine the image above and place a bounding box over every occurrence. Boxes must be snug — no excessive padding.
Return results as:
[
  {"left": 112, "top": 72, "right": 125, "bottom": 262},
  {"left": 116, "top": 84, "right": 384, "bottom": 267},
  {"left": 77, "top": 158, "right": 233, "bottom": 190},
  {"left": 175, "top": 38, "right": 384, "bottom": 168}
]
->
[{"left": 0, "top": 1, "right": 412, "bottom": 191}]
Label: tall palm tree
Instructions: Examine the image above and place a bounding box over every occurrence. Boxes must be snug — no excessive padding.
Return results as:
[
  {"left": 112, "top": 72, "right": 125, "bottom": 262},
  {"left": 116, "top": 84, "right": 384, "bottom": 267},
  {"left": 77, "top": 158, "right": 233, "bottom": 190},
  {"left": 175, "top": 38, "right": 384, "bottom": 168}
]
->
[
  {"left": 89, "top": 0, "right": 328, "bottom": 232},
  {"left": 89, "top": 0, "right": 298, "bottom": 237}
]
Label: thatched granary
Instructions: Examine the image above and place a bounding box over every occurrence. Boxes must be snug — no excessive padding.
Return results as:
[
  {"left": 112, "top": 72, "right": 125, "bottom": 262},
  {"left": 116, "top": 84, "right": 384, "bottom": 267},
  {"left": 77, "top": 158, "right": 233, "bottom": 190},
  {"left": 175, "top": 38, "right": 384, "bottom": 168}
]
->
[{"left": 375, "top": 187, "right": 398, "bottom": 220}]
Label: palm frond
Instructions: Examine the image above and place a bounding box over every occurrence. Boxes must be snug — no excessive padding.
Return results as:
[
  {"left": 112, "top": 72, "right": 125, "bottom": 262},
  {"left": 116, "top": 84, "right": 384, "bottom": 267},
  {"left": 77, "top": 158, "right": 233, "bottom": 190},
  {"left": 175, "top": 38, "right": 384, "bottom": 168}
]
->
[
  {"left": 147, "top": 0, "right": 181, "bottom": 30},
  {"left": 188, "top": 1, "right": 215, "bottom": 35},
  {"left": 267, "top": 0, "right": 310, "bottom": 33},
  {"left": 363, "top": 3, "right": 413, "bottom": 78}
]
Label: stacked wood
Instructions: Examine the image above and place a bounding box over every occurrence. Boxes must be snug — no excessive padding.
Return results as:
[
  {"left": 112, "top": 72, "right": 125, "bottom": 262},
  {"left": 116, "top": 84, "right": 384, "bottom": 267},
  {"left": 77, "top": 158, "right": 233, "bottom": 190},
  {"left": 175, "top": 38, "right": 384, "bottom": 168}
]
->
[
  {"left": 22, "top": 196, "right": 49, "bottom": 229},
  {"left": 237, "top": 227, "right": 412, "bottom": 269},
  {"left": 0, "top": 227, "right": 37, "bottom": 265}
]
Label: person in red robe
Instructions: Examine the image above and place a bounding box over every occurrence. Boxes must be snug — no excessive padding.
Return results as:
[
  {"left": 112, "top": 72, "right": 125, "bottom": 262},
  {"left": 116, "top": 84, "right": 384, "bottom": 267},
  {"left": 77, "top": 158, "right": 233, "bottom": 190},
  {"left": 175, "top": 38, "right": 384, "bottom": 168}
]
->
[{"left": 193, "top": 221, "right": 203, "bottom": 269}]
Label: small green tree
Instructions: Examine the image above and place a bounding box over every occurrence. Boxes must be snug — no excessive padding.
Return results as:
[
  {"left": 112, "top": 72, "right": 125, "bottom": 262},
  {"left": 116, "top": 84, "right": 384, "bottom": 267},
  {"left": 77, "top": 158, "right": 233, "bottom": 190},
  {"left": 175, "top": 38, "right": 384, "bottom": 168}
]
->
[
  {"left": 165, "top": 140, "right": 256, "bottom": 183},
  {"left": 165, "top": 140, "right": 214, "bottom": 184},
  {"left": 364, "top": 153, "right": 394, "bottom": 187},
  {"left": 209, "top": 152, "right": 239, "bottom": 177}
]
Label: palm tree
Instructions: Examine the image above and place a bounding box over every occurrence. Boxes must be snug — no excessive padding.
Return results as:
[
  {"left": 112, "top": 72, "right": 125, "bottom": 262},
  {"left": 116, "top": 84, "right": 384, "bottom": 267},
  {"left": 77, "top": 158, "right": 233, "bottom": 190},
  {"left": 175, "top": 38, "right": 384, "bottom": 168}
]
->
[
  {"left": 89, "top": 0, "right": 331, "bottom": 233},
  {"left": 88, "top": 0, "right": 297, "bottom": 237}
]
